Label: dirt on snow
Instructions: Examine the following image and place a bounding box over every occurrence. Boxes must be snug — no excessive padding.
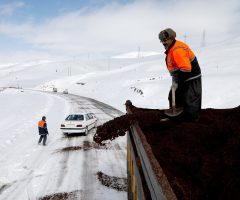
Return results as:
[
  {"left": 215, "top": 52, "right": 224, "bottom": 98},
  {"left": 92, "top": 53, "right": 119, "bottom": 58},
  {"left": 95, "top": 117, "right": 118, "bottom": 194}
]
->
[
  {"left": 56, "top": 141, "right": 121, "bottom": 153},
  {"left": 39, "top": 190, "right": 81, "bottom": 200},
  {"left": 94, "top": 101, "right": 240, "bottom": 200},
  {"left": 97, "top": 171, "right": 127, "bottom": 192}
]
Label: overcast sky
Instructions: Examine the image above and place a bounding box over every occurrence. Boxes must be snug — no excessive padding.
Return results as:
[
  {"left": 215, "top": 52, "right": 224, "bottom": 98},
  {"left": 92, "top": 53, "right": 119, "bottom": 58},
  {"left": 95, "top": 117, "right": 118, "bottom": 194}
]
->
[{"left": 0, "top": 0, "right": 239, "bottom": 62}]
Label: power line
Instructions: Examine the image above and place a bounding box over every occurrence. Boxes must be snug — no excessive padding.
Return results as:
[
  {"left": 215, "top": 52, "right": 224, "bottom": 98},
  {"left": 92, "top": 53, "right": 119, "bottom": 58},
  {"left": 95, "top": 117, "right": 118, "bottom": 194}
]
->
[{"left": 201, "top": 29, "right": 206, "bottom": 47}]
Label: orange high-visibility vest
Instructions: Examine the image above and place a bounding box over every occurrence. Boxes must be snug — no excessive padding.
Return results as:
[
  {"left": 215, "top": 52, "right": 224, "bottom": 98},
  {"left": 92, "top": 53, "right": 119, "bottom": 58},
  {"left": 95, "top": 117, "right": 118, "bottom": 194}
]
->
[
  {"left": 166, "top": 40, "right": 195, "bottom": 74},
  {"left": 38, "top": 120, "right": 45, "bottom": 128}
]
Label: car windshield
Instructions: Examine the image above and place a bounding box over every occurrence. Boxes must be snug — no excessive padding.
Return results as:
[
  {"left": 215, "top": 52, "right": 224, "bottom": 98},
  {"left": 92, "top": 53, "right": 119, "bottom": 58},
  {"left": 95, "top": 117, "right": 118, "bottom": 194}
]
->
[{"left": 65, "top": 114, "right": 84, "bottom": 121}]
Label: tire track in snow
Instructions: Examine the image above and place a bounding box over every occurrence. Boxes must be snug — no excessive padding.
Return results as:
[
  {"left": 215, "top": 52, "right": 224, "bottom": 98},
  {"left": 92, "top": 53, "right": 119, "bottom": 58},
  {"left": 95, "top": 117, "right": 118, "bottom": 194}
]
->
[{"left": 55, "top": 137, "right": 72, "bottom": 188}]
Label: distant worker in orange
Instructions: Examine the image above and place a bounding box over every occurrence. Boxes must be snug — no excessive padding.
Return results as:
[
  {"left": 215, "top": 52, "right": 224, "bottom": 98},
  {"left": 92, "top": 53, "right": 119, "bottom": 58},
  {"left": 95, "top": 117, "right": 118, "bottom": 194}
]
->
[
  {"left": 159, "top": 28, "right": 202, "bottom": 121},
  {"left": 38, "top": 116, "right": 49, "bottom": 145}
]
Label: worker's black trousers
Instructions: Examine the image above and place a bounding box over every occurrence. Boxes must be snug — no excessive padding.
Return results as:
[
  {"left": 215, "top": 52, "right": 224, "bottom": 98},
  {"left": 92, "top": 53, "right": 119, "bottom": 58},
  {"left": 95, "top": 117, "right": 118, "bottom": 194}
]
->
[
  {"left": 38, "top": 135, "right": 47, "bottom": 145},
  {"left": 168, "top": 77, "right": 202, "bottom": 121}
]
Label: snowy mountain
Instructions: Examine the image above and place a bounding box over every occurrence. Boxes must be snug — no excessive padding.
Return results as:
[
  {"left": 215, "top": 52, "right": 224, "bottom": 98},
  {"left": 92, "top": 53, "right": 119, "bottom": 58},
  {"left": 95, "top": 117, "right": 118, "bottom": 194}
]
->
[
  {"left": 17, "top": 39, "right": 240, "bottom": 112},
  {"left": 1, "top": 41, "right": 240, "bottom": 111}
]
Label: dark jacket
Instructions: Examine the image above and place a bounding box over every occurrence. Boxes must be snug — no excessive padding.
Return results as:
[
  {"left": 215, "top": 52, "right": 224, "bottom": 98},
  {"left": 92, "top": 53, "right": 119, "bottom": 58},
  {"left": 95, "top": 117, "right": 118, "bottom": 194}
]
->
[{"left": 38, "top": 120, "right": 48, "bottom": 135}]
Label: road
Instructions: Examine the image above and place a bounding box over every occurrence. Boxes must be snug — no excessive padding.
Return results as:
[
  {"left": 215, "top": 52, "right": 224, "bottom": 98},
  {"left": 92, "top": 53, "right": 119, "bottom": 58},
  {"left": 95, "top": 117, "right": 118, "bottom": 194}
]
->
[{"left": 0, "top": 89, "right": 127, "bottom": 200}]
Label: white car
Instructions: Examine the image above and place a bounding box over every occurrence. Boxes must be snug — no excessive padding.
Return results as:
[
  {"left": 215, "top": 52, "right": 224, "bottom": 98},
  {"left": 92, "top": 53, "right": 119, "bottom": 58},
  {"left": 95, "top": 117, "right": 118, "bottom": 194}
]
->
[
  {"left": 60, "top": 113, "right": 97, "bottom": 135},
  {"left": 63, "top": 89, "right": 68, "bottom": 94}
]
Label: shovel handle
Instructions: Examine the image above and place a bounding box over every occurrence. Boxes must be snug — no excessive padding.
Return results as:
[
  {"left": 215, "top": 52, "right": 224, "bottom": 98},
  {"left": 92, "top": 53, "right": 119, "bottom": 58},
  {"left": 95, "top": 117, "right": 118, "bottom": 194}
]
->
[{"left": 171, "top": 81, "right": 177, "bottom": 110}]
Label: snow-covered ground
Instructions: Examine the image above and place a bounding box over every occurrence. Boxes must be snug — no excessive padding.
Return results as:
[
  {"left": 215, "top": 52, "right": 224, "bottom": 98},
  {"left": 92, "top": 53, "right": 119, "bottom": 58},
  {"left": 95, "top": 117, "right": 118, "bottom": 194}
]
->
[
  {"left": 0, "top": 36, "right": 240, "bottom": 199},
  {"left": 0, "top": 89, "right": 126, "bottom": 199}
]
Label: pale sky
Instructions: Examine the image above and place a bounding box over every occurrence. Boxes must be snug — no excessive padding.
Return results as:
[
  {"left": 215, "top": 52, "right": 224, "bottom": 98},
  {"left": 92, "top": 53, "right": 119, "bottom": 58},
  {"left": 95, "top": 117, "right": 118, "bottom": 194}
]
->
[{"left": 0, "top": 0, "right": 239, "bottom": 62}]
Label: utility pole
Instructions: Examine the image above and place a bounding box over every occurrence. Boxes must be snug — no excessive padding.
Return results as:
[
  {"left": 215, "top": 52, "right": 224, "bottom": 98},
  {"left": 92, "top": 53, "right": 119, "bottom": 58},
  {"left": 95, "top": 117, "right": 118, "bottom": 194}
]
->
[
  {"left": 137, "top": 46, "right": 141, "bottom": 59},
  {"left": 68, "top": 66, "right": 71, "bottom": 76},
  {"left": 87, "top": 53, "right": 90, "bottom": 69},
  {"left": 15, "top": 77, "right": 19, "bottom": 88},
  {"left": 183, "top": 34, "right": 187, "bottom": 43},
  {"left": 201, "top": 29, "right": 206, "bottom": 47},
  {"left": 107, "top": 56, "right": 110, "bottom": 71}
]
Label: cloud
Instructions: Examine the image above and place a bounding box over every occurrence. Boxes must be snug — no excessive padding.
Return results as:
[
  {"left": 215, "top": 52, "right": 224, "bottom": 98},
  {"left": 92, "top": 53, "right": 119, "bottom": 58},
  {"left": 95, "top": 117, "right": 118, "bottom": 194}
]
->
[
  {"left": 0, "top": 0, "right": 239, "bottom": 59},
  {"left": 0, "top": 1, "right": 25, "bottom": 16}
]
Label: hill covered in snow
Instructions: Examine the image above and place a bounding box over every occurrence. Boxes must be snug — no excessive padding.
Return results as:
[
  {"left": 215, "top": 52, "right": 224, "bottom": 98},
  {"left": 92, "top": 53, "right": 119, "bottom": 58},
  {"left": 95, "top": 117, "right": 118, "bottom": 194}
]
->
[{"left": 1, "top": 41, "right": 240, "bottom": 112}]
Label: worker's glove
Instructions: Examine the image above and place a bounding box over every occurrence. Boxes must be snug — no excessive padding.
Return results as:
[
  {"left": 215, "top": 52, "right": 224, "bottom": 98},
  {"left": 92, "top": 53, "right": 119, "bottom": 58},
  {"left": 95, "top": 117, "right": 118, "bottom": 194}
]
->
[{"left": 171, "top": 71, "right": 179, "bottom": 90}]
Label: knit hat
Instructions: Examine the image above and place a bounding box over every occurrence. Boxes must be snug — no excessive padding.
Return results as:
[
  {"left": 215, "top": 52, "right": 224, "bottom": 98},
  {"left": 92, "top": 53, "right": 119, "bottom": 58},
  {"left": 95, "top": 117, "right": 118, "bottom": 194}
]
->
[{"left": 159, "top": 28, "right": 176, "bottom": 41}]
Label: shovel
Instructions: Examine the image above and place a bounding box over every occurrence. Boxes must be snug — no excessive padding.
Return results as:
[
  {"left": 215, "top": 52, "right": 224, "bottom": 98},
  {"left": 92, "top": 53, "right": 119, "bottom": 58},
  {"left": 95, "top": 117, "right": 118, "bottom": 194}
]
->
[{"left": 164, "top": 81, "right": 183, "bottom": 117}]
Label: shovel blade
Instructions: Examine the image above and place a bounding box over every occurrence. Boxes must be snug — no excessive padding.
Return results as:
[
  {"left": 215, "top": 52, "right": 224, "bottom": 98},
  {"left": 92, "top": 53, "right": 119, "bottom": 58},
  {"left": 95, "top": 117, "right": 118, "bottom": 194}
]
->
[{"left": 164, "top": 107, "right": 184, "bottom": 117}]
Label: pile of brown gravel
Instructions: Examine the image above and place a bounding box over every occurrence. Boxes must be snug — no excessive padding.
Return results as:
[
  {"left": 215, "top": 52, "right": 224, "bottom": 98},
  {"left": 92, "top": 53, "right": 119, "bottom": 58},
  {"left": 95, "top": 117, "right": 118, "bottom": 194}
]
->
[{"left": 94, "top": 102, "right": 240, "bottom": 200}]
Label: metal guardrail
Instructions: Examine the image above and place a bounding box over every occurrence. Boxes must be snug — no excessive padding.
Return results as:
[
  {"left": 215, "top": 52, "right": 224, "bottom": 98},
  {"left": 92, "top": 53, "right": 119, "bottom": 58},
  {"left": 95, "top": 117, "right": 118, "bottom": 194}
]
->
[
  {"left": 126, "top": 100, "right": 177, "bottom": 200},
  {"left": 128, "top": 124, "right": 166, "bottom": 200},
  {"left": 127, "top": 130, "right": 146, "bottom": 200}
]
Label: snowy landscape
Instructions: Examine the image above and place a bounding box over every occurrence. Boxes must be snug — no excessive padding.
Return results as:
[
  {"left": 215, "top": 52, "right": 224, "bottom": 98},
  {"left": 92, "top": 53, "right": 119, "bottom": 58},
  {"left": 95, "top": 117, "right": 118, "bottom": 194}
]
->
[
  {"left": 0, "top": 36, "right": 240, "bottom": 199},
  {"left": 0, "top": 0, "right": 240, "bottom": 199}
]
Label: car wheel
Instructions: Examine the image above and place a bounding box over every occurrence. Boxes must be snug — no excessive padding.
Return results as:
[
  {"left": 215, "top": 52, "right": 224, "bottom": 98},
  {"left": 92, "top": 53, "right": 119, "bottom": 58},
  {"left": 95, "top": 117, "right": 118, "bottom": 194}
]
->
[{"left": 85, "top": 127, "right": 88, "bottom": 136}]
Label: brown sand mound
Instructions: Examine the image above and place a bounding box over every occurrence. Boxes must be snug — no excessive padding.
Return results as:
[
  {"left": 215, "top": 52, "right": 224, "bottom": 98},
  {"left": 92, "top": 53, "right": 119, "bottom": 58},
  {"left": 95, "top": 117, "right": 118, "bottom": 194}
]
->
[
  {"left": 93, "top": 109, "right": 165, "bottom": 144},
  {"left": 93, "top": 103, "right": 240, "bottom": 200}
]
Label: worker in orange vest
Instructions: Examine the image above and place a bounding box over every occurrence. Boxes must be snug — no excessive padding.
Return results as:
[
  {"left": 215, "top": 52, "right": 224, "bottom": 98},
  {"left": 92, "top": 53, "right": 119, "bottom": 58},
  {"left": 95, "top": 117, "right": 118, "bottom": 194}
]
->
[
  {"left": 159, "top": 28, "right": 202, "bottom": 121},
  {"left": 38, "top": 116, "right": 49, "bottom": 145}
]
